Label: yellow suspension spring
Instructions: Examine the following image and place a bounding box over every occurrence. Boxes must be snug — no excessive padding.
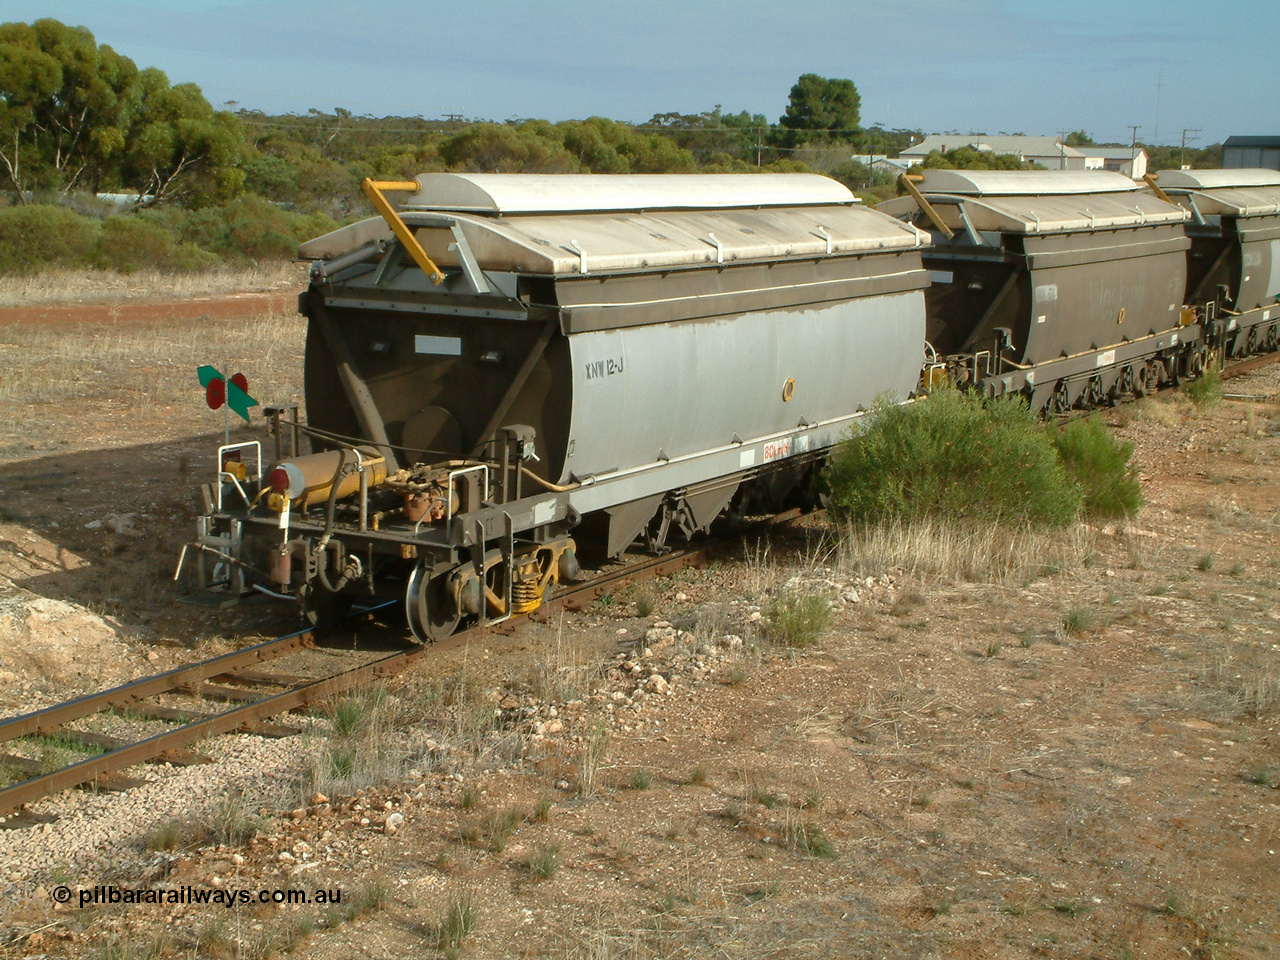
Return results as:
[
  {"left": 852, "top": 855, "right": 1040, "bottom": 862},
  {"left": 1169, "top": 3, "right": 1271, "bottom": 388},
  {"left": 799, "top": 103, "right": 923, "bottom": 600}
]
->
[{"left": 511, "top": 578, "right": 541, "bottom": 614}]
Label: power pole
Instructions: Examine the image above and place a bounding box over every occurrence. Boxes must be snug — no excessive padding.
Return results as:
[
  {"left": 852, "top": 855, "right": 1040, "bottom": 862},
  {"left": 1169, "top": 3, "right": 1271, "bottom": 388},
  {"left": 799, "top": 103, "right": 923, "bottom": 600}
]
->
[
  {"left": 1153, "top": 70, "right": 1164, "bottom": 144},
  {"left": 1180, "top": 128, "right": 1202, "bottom": 169}
]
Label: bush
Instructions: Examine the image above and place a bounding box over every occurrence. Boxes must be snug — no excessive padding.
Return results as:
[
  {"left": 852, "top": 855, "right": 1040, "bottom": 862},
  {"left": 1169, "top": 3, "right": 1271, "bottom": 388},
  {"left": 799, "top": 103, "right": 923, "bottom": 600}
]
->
[
  {"left": 762, "top": 589, "right": 832, "bottom": 647},
  {"left": 1183, "top": 364, "right": 1223, "bottom": 409},
  {"left": 1062, "top": 604, "right": 1094, "bottom": 635},
  {"left": 824, "top": 387, "right": 1081, "bottom": 527},
  {"left": 95, "top": 215, "right": 220, "bottom": 272},
  {"left": 0, "top": 204, "right": 101, "bottom": 273},
  {"left": 176, "top": 194, "right": 336, "bottom": 262},
  {"left": 1052, "top": 416, "right": 1142, "bottom": 518}
]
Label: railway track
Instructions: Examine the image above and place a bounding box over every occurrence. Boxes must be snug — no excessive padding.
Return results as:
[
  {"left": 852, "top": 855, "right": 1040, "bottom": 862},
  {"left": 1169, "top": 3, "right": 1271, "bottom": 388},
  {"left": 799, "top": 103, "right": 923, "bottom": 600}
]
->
[
  {"left": 0, "top": 508, "right": 812, "bottom": 820},
  {"left": 1220, "top": 348, "right": 1280, "bottom": 383},
  {"left": 3, "top": 350, "right": 1273, "bottom": 822}
]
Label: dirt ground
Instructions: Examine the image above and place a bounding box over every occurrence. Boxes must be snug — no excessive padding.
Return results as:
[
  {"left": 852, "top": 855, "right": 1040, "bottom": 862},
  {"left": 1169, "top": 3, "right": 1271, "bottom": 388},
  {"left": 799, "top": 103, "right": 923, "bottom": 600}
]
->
[{"left": 0, "top": 295, "right": 1276, "bottom": 959}]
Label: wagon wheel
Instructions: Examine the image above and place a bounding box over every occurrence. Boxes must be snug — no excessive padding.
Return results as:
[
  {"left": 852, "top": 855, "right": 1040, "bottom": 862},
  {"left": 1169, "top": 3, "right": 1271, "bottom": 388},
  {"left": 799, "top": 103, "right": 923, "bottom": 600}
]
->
[
  {"left": 1044, "top": 380, "right": 1072, "bottom": 415},
  {"left": 1265, "top": 323, "right": 1279, "bottom": 352},
  {"left": 1185, "top": 349, "right": 1205, "bottom": 380},
  {"left": 404, "top": 561, "right": 461, "bottom": 644},
  {"left": 1246, "top": 326, "right": 1259, "bottom": 354},
  {"left": 1114, "top": 365, "right": 1135, "bottom": 400},
  {"left": 1084, "top": 375, "right": 1106, "bottom": 408}
]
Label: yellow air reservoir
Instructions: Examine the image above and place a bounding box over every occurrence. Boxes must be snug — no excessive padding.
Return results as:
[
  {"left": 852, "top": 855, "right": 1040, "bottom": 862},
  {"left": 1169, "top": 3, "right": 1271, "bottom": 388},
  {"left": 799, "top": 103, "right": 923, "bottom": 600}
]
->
[{"left": 267, "top": 447, "right": 387, "bottom": 510}]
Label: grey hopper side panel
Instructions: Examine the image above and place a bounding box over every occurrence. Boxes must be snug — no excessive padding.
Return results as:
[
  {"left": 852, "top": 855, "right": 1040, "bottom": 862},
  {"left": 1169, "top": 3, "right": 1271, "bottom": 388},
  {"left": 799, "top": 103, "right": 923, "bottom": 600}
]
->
[
  {"left": 1021, "top": 230, "right": 1187, "bottom": 364},
  {"left": 1234, "top": 217, "right": 1280, "bottom": 310},
  {"left": 553, "top": 254, "right": 929, "bottom": 333},
  {"left": 559, "top": 290, "right": 925, "bottom": 488},
  {"left": 566, "top": 410, "right": 871, "bottom": 517},
  {"left": 1024, "top": 234, "right": 1189, "bottom": 271},
  {"left": 1238, "top": 234, "right": 1280, "bottom": 310},
  {"left": 920, "top": 223, "right": 1188, "bottom": 365},
  {"left": 1182, "top": 216, "right": 1280, "bottom": 310}
]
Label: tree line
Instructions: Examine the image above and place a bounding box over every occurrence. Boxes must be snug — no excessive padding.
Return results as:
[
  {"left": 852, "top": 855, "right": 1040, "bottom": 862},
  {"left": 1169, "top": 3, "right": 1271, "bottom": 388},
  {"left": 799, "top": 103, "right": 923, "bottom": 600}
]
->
[{"left": 0, "top": 18, "right": 1226, "bottom": 274}]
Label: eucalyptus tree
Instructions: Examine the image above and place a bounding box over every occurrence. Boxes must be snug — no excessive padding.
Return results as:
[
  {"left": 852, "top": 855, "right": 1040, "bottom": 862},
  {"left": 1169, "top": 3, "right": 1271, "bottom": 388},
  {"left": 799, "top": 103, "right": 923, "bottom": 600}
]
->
[
  {"left": 0, "top": 18, "right": 137, "bottom": 199},
  {"left": 0, "top": 17, "right": 241, "bottom": 205}
]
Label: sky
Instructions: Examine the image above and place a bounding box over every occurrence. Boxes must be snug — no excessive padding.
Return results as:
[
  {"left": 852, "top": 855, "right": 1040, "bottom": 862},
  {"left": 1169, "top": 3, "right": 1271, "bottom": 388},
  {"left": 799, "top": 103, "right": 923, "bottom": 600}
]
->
[{"left": 2, "top": 0, "right": 1275, "bottom": 147}]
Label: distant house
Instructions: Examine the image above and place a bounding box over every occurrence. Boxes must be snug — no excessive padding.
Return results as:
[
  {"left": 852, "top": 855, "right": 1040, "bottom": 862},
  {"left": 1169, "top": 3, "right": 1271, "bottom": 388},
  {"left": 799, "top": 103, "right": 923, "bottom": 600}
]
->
[
  {"left": 898, "top": 134, "right": 1086, "bottom": 170},
  {"left": 848, "top": 153, "right": 914, "bottom": 177},
  {"left": 1075, "top": 147, "right": 1148, "bottom": 180},
  {"left": 871, "top": 158, "right": 914, "bottom": 177},
  {"left": 1223, "top": 136, "right": 1280, "bottom": 170}
]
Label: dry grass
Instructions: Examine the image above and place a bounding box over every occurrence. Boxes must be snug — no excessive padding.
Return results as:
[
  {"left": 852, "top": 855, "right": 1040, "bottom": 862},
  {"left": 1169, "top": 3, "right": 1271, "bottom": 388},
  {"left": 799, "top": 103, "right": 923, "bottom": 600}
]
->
[
  {"left": 1135, "top": 395, "right": 1192, "bottom": 426},
  {"left": 523, "top": 620, "right": 604, "bottom": 704},
  {"left": 307, "top": 685, "right": 411, "bottom": 799},
  {"left": 739, "top": 538, "right": 777, "bottom": 595},
  {"left": 1216, "top": 648, "right": 1280, "bottom": 719},
  {"left": 579, "top": 715, "right": 612, "bottom": 798},
  {"left": 0, "top": 312, "right": 305, "bottom": 406},
  {"left": 0, "top": 309, "right": 306, "bottom": 459},
  {"left": 835, "top": 518, "right": 1097, "bottom": 585},
  {"left": 0, "top": 263, "right": 305, "bottom": 307}
]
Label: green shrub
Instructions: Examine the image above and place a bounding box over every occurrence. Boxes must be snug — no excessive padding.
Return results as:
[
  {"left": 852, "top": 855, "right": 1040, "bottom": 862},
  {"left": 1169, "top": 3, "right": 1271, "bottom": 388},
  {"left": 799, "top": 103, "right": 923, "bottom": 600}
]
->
[
  {"left": 1052, "top": 416, "right": 1142, "bottom": 518},
  {"left": 762, "top": 589, "right": 831, "bottom": 647},
  {"left": 783, "top": 817, "right": 837, "bottom": 858},
  {"left": 0, "top": 204, "right": 101, "bottom": 273},
  {"left": 1062, "top": 604, "right": 1095, "bottom": 635},
  {"left": 171, "top": 194, "right": 316, "bottom": 261},
  {"left": 224, "top": 194, "right": 312, "bottom": 260},
  {"left": 95, "top": 215, "right": 220, "bottom": 272},
  {"left": 824, "top": 387, "right": 1081, "bottom": 527},
  {"left": 1183, "top": 364, "right": 1223, "bottom": 408}
]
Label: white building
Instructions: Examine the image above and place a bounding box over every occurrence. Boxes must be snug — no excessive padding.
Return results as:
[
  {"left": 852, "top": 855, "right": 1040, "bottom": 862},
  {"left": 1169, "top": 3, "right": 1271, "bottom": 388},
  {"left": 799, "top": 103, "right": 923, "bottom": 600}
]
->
[
  {"left": 899, "top": 135, "right": 1087, "bottom": 170},
  {"left": 1075, "top": 147, "right": 1148, "bottom": 180}
]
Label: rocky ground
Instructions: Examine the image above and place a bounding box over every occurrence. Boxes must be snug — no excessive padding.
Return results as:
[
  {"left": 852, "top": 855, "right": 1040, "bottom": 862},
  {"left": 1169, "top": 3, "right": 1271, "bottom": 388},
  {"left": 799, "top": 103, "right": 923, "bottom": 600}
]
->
[{"left": 0, "top": 300, "right": 1276, "bottom": 959}]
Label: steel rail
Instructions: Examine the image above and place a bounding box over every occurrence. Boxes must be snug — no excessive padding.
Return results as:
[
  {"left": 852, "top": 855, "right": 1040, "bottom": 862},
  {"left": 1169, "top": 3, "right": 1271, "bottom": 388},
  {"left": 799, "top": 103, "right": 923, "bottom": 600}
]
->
[
  {"left": 0, "top": 507, "right": 822, "bottom": 816},
  {"left": 0, "top": 628, "right": 316, "bottom": 743},
  {"left": 1221, "top": 349, "right": 1280, "bottom": 381},
  {"left": 0, "top": 646, "right": 426, "bottom": 816},
  {"left": 546, "top": 507, "right": 809, "bottom": 615}
]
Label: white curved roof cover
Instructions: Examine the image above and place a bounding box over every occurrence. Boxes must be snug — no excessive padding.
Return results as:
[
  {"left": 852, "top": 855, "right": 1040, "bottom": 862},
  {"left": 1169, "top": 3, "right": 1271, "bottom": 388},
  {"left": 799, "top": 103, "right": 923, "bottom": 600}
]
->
[
  {"left": 416, "top": 205, "right": 921, "bottom": 275},
  {"left": 911, "top": 168, "right": 1142, "bottom": 196},
  {"left": 1154, "top": 168, "right": 1280, "bottom": 217},
  {"left": 300, "top": 174, "right": 924, "bottom": 274},
  {"left": 878, "top": 168, "right": 1187, "bottom": 234},
  {"left": 1157, "top": 168, "right": 1280, "bottom": 190},
  {"left": 397, "top": 172, "right": 855, "bottom": 214}
]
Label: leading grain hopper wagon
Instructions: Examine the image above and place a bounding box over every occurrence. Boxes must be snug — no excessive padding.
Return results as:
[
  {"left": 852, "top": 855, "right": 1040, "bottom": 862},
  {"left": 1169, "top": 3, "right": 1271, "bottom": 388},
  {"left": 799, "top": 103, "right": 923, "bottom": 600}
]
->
[{"left": 183, "top": 174, "right": 929, "bottom": 639}]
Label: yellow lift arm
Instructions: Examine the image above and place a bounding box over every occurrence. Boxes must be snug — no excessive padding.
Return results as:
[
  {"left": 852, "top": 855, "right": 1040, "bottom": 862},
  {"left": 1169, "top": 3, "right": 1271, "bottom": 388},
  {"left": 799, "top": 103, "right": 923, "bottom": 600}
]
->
[{"left": 360, "top": 178, "right": 446, "bottom": 285}]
